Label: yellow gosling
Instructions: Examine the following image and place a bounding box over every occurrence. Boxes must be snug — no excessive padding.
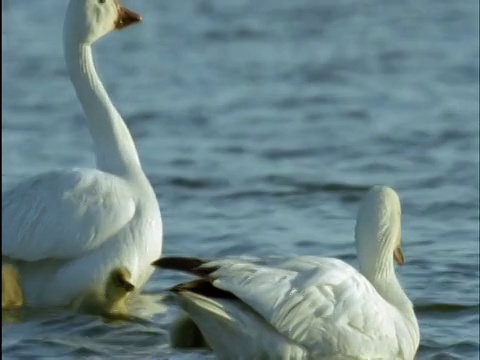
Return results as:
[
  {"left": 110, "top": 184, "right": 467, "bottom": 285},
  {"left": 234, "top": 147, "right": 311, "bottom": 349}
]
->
[
  {"left": 72, "top": 267, "right": 134, "bottom": 316},
  {"left": 2, "top": 263, "right": 24, "bottom": 309}
]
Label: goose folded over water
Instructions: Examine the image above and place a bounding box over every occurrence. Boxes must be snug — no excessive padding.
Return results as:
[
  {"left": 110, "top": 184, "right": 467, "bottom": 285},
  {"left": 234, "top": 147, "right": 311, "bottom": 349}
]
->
[
  {"left": 153, "top": 186, "right": 420, "bottom": 360},
  {"left": 2, "top": 0, "right": 163, "bottom": 307}
]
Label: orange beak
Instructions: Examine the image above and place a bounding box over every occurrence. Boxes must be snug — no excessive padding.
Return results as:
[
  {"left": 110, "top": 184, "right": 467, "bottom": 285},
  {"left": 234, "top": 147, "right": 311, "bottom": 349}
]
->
[
  {"left": 115, "top": 6, "right": 142, "bottom": 30},
  {"left": 393, "top": 247, "right": 405, "bottom": 265}
]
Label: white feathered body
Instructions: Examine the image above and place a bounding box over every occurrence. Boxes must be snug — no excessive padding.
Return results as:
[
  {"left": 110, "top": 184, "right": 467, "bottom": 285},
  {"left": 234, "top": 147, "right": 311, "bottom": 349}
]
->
[
  {"left": 2, "top": 168, "right": 162, "bottom": 306},
  {"left": 176, "top": 256, "right": 418, "bottom": 360}
]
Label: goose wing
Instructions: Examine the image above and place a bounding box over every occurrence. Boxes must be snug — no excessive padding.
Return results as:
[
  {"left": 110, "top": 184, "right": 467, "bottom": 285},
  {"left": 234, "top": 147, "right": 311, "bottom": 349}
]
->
[
  {"left": 2, "top": 168, "right": 136, "bottom": 261},
  {"left": 161, "top": 256, "right": 402, "bottom": 357}
]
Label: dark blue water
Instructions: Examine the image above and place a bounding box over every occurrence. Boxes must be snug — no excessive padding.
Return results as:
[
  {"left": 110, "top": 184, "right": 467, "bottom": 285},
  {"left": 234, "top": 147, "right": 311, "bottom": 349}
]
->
[{"left": 2, "top": 0, "right": 479, "bottom": 358}]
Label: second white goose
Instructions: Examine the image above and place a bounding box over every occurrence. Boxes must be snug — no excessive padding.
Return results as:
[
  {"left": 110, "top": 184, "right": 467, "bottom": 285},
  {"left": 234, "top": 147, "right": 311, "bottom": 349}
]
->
[{"left": 153, "top": 186, "right": 420, "bottom": 359}]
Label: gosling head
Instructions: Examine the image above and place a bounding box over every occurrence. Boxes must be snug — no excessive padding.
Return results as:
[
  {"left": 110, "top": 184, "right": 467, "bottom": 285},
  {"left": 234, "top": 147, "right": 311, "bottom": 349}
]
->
[{"left": 106, "top": 267, "right": 135, "bottom": 303}]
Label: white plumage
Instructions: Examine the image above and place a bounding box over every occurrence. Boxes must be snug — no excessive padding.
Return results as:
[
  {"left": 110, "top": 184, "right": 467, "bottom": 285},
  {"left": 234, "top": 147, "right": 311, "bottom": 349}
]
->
[
  {"left": 155, "top": 186, "right": 420, "bottom": 360},
  {"left": 2, "top": 0, "right": 162, "bottom": 306}
]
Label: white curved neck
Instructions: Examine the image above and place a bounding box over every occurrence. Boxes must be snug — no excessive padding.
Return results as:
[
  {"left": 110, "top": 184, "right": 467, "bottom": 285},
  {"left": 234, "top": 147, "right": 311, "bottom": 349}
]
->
[
  {"left": 360, "top": 252, "right": 412, "bottom": 312},
  {"left": 361, "top": 258, "right": 419, "bottom": 343},
  {"left": 64, "top": 40, "right": 142, "bottom": 177}
]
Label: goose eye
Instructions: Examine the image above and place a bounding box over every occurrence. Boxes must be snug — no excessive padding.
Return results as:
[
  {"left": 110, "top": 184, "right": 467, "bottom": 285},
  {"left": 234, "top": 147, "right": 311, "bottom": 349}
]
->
[{"left": 98, "top": 0, "right": 106, "bottom": 4}]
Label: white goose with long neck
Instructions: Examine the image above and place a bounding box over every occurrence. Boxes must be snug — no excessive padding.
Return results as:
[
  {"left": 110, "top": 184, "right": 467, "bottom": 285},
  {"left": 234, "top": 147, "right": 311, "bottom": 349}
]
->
[
  {"left": 2, "top": 0, "right": 163, "bottom": 307},
  {"left": 152, "top": 186, "right": 420, "bottom": 359}
]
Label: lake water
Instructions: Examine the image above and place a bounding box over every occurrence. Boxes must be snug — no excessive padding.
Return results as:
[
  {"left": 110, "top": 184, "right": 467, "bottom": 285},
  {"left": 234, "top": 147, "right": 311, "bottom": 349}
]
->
[{"left": 2, "top": 0, "right": 479, "bottom": 359}]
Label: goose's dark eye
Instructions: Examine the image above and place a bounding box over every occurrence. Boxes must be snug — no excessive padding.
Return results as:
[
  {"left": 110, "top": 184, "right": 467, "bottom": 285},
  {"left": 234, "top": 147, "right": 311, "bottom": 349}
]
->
[{"left": 98, "top": 0, "right": 106, "bottom": 4}]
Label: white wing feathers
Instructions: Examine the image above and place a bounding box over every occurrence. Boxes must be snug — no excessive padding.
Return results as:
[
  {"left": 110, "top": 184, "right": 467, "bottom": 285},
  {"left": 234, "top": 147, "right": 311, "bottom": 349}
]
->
[
  {"left": 180, "top": 290, "right": 307, "bottom": 359},
  {"left": 202, "top": 257, "right": 401, "bottom": 357},
  {"left": 2, "top": 168, "right": 136, "bottom": 261}
]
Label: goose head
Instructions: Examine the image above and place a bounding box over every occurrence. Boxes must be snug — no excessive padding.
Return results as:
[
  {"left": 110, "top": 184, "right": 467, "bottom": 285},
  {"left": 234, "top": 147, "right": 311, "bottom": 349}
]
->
[
  {"left": 64, "top": 0, "right": 141, "bottom": 46},
  {"left": 105, "top": 267, "right": 135, "bottom": 303},
  {"left": 354, "top": 186, "right": 404, "bottom": 278}
]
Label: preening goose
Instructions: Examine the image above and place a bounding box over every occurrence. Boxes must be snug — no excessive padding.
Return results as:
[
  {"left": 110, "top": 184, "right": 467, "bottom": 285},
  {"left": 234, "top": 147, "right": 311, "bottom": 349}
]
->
[
  {"left": 153, "top": 186, "right": 420, "bottom": 360},
  {"left": 2, "top": 0, "right": 163, "bottom": 306}
]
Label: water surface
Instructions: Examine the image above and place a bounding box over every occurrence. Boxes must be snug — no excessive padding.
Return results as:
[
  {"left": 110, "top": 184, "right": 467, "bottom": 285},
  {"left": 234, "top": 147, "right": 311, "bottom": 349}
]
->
[{"left": 2, "top": 0, "right": 479, "bottom": 358}]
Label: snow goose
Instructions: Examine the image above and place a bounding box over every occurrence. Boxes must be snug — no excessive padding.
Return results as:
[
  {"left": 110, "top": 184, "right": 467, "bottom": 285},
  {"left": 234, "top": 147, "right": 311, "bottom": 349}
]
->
[
  {"left": 153, "top": 186, "right": 420, "bottom": 359},
  {"left": 2, "top": 0, "right": 162, "bottom": 306}
]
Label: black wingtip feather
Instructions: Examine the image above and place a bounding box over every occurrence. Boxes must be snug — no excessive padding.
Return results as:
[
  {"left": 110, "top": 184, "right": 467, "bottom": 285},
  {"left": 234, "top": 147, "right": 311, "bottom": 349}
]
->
[
  {"left": 152, "top": 256, "right": 205, "bottom": 270},
  {"left": 171, "top": 279, "right": 238, "bottom": 300},
  {"left": 152, "top": 256, "right": 218, "bottom": 278}
]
